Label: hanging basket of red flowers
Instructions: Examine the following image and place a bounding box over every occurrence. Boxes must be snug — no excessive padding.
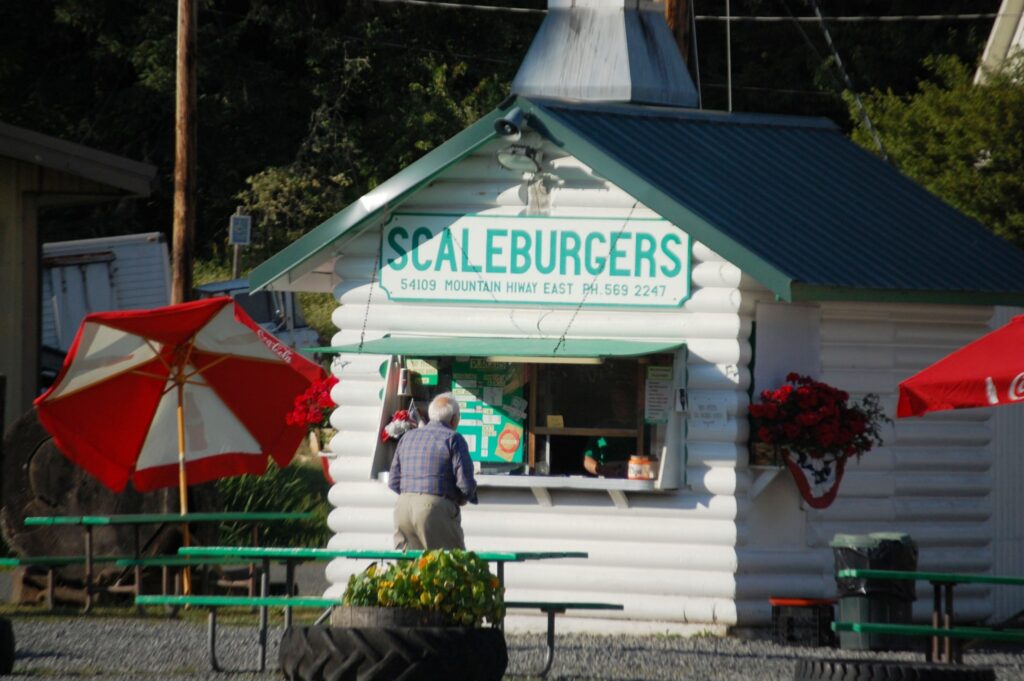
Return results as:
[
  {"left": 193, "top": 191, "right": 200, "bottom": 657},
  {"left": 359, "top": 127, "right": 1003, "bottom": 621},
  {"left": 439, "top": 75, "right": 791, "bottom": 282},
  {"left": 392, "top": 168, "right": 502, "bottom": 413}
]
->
[
  {"left": 286, "top": 374, "right": 339, "bottom": 482},
  {"left": 749, "top": 373, "right": 888, "bottom": 508}
]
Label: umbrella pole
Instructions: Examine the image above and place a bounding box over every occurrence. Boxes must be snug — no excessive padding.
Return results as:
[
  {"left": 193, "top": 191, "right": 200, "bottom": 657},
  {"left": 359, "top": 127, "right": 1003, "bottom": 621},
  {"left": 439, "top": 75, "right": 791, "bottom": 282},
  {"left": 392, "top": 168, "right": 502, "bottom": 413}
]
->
[{"left": 177, "top": 379, "right": 193, "bottom": 595}]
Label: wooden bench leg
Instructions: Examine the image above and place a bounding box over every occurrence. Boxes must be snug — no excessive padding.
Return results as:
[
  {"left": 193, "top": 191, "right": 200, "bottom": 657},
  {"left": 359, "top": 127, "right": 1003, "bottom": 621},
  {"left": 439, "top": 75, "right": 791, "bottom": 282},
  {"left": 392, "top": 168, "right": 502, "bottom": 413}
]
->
[
  {"left": 207, "top": 608, "right": 222, "bottom": 672},
  {"left": 46, "top": 569, "right": 55, "bottom": 611}
]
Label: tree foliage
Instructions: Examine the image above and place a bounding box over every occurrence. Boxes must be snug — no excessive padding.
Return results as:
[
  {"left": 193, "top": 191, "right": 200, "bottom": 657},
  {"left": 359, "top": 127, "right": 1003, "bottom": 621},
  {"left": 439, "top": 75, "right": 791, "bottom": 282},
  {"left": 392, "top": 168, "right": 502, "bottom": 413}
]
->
[
  {"left": 848, "top": 55, "right": 1024, "bottom": 248},
  {"left": 0, "top": 0, "right": 1005, "bottom": 260}
]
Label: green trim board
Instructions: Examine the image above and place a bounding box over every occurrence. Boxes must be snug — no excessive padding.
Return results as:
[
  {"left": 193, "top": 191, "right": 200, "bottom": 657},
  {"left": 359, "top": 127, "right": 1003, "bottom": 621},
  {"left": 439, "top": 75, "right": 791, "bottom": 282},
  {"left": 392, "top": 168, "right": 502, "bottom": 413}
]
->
[
  {"left": 248, "top": 109, "right": 507, "bottom": 292},
  {"left": 305, "top": 335, "right": 684, "bottom": 359}
]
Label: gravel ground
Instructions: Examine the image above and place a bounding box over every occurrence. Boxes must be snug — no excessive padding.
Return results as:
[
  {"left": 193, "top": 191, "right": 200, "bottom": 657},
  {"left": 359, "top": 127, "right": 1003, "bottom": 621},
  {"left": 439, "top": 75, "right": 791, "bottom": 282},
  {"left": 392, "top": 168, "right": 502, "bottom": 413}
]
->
[{"left": 9, "top": 617, "right": 1024, "bottom": 680}]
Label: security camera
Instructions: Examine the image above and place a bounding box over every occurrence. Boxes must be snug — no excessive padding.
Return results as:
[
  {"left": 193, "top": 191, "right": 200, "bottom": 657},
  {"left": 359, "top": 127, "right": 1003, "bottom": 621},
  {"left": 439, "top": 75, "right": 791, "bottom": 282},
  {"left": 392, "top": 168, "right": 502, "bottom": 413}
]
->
[{"left": 494, "top": 107, "right": 524, "bottom": 142}]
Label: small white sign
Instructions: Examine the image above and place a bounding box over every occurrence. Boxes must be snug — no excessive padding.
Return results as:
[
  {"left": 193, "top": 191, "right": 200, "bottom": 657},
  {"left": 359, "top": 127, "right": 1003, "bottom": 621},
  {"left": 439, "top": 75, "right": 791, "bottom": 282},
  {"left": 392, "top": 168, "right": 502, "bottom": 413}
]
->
[
  {"left": 229, "top": 214, "right": 252, "bottom": 245},
  {"left": 644, "top": 366, "right": 673, "bottom": 424},
  {"left": 690, "top": 395, "right": 731, "bottom": 431}
]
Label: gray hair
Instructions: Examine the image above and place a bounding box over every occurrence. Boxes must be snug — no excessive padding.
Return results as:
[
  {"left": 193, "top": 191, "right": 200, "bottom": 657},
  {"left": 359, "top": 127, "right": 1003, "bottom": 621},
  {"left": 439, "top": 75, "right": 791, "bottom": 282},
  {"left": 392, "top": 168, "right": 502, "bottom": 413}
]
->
[{"left": 428, "top": 393, "right": 460, "bottom": 425}]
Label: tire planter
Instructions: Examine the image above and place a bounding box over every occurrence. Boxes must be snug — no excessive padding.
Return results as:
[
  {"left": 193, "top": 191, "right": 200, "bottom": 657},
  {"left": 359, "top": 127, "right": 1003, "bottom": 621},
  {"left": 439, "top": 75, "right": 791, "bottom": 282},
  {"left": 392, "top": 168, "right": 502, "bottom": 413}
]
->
[
  {"left": 0, "top": 617, "right": 15, "bottom": 675},
  {"left": 280, "top": 625, "right": 507, "bottom": 681},
  {"left": 794, "top": 658, "right": 996, "bottom": 681}
]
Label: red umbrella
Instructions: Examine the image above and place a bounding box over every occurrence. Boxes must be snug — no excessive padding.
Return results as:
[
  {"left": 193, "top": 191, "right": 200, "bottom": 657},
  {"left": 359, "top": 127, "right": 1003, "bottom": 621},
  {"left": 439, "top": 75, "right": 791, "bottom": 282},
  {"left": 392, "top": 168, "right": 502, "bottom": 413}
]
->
[
  {"left": 898, "top": 315, "right": 1024, "bottom": 417},
  {"left": 35, "top": 297, "right": 324, "bottom": 498}
]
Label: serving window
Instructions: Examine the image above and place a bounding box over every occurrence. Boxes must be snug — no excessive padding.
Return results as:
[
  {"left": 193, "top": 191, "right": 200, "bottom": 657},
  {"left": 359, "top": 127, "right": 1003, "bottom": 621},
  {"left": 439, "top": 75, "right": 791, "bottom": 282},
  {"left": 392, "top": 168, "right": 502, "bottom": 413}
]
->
[{"left": 399, "top": 354, "right": 674, "bottom": 481}]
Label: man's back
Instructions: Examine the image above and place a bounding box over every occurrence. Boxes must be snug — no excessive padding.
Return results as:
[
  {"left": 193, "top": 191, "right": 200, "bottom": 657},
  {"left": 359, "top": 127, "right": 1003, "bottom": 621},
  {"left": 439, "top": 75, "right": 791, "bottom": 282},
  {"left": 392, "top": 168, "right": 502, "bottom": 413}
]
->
[{"left": 389, "top": 421, "right": 477, "bottom": 503}]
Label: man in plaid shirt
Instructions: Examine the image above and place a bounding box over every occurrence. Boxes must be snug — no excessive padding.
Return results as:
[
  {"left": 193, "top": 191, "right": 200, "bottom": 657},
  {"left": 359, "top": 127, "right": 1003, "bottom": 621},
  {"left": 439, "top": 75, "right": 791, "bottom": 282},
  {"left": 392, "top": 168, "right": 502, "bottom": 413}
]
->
[{"left": 388, "top": 392, "right": 478, "bottom": 549}]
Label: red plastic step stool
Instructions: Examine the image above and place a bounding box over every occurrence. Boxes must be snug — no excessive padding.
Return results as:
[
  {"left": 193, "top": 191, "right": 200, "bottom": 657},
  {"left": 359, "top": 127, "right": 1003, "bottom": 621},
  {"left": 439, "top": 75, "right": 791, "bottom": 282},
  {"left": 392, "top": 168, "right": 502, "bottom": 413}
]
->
[{"left": 769, "top": 597, "right": 837, "bottom": 647}]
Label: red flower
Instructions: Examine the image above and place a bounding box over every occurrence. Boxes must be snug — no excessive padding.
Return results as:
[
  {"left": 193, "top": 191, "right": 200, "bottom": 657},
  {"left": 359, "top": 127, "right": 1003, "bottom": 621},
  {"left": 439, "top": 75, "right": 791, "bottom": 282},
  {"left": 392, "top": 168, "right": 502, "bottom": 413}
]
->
[
  {"left": 286, "top": 375, "right": 339, "bottom": 431},
  {"left": 748, "top": 373, "right": 888, "bottom": 460}
]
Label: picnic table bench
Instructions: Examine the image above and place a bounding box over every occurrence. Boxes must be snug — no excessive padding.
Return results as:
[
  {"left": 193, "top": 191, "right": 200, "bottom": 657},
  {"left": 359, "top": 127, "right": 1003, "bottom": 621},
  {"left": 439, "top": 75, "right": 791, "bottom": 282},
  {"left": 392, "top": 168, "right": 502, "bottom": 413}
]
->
[
  {"left": 834, "top": 568, "right": 1024, "bottom": 663},
  {"left": 23, "top": 512, "right": 313, "bottom": 611},
  {"left": 505, "top": 600, "right": 624, "bottom": 678},
  {"left": 136, "top": 593, "right": 339, "bottom": 672}
]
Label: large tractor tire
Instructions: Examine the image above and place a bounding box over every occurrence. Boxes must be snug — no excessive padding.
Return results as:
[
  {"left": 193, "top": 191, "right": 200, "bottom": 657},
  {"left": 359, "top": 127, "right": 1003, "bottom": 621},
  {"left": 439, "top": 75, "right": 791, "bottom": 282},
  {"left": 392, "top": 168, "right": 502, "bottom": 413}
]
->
[
  {"left": 794, "top": 658, "right": 996, "bottom": 681},
  {"left": 0, "top": 617, "right": 14, "bottom": 675},
  {"left": 0, "top": 409, "right": 219, "bottom": 605},
  {"left": 280, "top": 625, "right": 507, "bottom": 681}
]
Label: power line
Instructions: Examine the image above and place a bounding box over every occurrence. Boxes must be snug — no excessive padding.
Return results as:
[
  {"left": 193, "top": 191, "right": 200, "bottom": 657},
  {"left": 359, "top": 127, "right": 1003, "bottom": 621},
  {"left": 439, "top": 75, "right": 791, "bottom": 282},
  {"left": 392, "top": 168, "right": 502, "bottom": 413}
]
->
[
  {"left": 370, "top": 0, "right": 545, "bottom": 14},
  {"left": 806, "top": 0, "right": 889, "bottom": 161},
  {"left": 701, "top": 82, "right": 841, "bottom": 98},
  {"left": 366, "top": 0, "right": 1002, "bottom": 23},
  {"left": 695, "top": 13, "right": 1000, "bottom": 22}
]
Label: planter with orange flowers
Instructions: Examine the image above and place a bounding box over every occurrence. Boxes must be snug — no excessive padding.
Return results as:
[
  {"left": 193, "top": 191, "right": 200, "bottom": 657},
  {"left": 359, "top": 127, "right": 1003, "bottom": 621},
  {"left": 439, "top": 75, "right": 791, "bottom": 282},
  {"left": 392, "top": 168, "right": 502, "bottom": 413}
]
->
[{"left": 279, "top": 549, "right": 507, "bottom": 681}]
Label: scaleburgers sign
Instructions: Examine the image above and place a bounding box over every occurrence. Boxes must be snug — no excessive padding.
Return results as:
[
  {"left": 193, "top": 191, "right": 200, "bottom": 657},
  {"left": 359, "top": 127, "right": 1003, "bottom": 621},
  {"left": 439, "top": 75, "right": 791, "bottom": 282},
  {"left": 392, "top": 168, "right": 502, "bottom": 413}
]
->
[{"left": 379, "top": 213, "right": 691, "bottom": 308}]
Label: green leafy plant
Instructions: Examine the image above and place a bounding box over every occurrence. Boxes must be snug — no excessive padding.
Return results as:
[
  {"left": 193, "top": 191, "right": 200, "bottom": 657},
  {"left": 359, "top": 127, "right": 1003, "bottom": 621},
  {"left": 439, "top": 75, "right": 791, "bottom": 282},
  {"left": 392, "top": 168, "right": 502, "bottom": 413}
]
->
[
  {"left": 343, "top": 549, "right": 505, "bottom": 627},
  {"left": 215, "top": 461, "right": 330, "bottom": 547}
]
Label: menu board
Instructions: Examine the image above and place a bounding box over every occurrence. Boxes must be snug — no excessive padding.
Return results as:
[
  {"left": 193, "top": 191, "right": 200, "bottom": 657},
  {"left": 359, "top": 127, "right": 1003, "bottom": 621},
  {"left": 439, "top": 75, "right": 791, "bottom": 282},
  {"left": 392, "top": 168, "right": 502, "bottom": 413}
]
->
[{"left": 450, "top": 359, "right": 526, "bottom": 465}]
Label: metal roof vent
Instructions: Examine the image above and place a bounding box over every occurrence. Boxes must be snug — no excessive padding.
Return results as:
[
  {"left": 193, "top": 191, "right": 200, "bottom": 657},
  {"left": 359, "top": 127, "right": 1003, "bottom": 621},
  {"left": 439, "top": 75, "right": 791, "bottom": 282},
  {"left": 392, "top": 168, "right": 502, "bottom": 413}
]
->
[{"left": 511, "top": 0, "right": 698, "bottom": 107}]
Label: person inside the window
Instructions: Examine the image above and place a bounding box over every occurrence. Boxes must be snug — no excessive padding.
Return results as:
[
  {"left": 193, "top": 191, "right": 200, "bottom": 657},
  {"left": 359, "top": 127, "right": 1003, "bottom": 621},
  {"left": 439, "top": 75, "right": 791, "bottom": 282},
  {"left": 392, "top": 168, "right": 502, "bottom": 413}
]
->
[
  {"left": 388, "top": 392, "right": 477, "bottom": 549},
  {"left": 581, "top": 393, "right": 636, "bottom": 477}
]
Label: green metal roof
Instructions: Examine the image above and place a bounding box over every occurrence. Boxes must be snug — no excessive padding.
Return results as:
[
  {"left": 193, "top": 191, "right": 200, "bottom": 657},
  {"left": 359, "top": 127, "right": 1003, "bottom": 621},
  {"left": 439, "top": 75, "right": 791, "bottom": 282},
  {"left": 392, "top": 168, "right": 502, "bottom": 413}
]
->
[
  {"left": 521, "top": 97, "right": 1024, "bottom": 305},
  {"left": 252, "top": 96, "right": 1024, "bottom": 305},
  {"left": 305, "top": 335, "right": 683, "bottom": 359}
]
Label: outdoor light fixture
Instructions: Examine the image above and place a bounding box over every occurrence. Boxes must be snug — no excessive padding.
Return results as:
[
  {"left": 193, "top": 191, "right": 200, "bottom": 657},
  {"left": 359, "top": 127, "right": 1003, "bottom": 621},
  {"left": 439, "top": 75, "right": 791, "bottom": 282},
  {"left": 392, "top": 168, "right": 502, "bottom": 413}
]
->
[{"left": 496, "top": 144, "right": 542, "bottom": 173}]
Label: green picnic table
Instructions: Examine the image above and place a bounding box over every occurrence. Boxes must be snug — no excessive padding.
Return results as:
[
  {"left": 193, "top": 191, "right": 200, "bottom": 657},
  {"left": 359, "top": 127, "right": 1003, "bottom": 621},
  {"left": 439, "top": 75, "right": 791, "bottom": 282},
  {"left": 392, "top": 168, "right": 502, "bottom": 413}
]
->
[
  {"left": 178, "top": 546, "right": 595, "bottom": 677},
  {"left": 836, "top": 568, "right": 1024, "bottom": 662},
  {"left": 24, "top": 512, "right": 314, "bottom": 611},
  {"left": 179, "top": 545, "right": 588, "bottom": 594}
]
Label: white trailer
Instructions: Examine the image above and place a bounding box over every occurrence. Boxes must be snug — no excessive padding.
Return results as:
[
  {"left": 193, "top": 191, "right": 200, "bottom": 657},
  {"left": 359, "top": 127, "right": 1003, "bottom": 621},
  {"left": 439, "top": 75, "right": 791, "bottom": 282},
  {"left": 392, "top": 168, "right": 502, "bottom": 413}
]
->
[{"left": 40, "top": 232, "right": 170, "bottom": 381}]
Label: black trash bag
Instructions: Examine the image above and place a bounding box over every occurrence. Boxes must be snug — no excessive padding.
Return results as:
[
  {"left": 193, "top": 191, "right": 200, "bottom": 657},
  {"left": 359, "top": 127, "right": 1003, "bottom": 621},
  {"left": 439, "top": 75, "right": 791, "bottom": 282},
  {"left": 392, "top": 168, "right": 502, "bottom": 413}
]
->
[{"left": 832, "top": 533, "right": 918, "bottom": 601}]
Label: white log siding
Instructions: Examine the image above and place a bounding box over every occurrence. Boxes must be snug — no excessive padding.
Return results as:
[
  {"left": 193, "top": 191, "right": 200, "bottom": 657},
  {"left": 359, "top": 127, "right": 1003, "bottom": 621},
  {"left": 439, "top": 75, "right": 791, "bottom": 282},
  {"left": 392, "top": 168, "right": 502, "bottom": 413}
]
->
[
  {"left": 320, "top": 137, "right": 1003, "bottom": 629},
  {"left": 991, "top": 306, "right": 1024, "bottom": 621},
  {"left": 800, "top": 304, "right": 997, "bottom": 624}
]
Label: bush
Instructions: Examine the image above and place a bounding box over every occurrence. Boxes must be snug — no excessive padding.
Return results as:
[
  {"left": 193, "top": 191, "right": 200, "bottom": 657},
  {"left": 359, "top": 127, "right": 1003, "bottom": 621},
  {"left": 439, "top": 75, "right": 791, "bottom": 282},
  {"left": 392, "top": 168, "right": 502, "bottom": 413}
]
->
[
  {"left": 343, "top": 549, "right": 505, "bottom": 627},
  {"left": 215, "top": 461, "right": 330, "bottom": 547}
]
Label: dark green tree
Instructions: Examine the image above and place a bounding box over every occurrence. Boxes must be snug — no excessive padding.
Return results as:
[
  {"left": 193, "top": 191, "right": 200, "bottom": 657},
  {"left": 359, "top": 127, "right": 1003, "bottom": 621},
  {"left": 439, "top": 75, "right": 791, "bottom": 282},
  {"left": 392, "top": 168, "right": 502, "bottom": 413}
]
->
[{"left": 847, "top": 55, "right": 1024, "bottom": 248}]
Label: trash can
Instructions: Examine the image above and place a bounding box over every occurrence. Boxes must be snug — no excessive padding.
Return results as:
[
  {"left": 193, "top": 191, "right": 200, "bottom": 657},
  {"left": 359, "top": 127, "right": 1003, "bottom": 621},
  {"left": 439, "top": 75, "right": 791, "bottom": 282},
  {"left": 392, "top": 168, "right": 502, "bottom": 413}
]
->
[{"left": 831, "top": 532, "right": 918, "bottom": 651}]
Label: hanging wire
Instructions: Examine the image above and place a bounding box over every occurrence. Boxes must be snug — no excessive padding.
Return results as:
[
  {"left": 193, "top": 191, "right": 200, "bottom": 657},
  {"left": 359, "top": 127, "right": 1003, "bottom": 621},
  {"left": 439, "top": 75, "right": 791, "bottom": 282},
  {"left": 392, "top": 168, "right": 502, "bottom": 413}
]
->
[
  {"left": 725, "top": 0, "right": 732, "bottom": 112},
  {"left": 696, "top": 12, "right": 1001, "bottom": 22},
  {"left": 690, "top": 0, "right": 703, "bottom": 108},
  {"left": 552, "top": 199, "right": 641, "bottom": 355},
  {"left": 358, "top": 216, "right": 385, "bottom": 352},
  {"left": 364, "top": 0, "right": 1000, "bottom": 22},
  {"left": 370, "top": 0, "right": 546, "bottom": 13},
  {"left": 805, "top": 0, "right": 889, "bottom": 162}
]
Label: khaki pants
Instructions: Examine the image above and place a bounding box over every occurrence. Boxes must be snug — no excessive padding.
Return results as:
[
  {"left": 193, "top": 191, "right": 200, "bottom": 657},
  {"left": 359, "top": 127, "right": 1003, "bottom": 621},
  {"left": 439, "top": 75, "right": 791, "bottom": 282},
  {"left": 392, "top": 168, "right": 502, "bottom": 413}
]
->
[{"left": 393, "top": 493, "right": 465, "bottom": 550}]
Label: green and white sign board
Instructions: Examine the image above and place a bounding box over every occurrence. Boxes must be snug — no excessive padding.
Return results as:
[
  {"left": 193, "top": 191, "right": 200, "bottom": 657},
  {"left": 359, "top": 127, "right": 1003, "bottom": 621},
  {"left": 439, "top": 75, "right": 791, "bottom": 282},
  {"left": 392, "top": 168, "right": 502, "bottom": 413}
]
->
[
  {"left": 451, "top": 359, "right": 526, "bottom": 465},
  {"left": 380, "top": 213, "right": 691, "bottom": 308}
]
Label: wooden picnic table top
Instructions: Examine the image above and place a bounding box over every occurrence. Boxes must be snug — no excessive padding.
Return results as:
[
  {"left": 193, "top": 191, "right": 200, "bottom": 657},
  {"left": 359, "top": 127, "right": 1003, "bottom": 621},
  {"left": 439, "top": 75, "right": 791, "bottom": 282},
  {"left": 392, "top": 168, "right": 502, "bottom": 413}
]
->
[
  {"left": 179, "top": 546, "right": 588, "bottom": 562},
  {"left": 837, "top": 568, "right": 1024, "bottom": 586},
  {"left": 24, "top": 511, "right": 314, "bottom": 526}
]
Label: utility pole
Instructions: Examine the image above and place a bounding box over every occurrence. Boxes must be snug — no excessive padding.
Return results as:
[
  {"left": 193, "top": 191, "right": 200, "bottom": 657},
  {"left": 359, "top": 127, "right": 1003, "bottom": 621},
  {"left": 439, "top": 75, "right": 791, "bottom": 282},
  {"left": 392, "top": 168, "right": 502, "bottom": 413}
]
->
[
  {"left": 171, "top": 0, "right": 197, "bottom": 304},
  {"left": 664, "top": 0, "right": 690, "bottom": 64}
]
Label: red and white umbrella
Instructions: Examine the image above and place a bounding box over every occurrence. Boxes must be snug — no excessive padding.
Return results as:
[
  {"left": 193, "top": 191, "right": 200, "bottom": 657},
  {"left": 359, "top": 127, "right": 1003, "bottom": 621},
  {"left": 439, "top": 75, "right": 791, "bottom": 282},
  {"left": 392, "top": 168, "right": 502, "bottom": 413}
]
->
[
  {"left": 35, "top": 298, "right": 324, "bottom": 498},
  {"left": 898, "top": 315, "right": 1024, "bottom": 417}
]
